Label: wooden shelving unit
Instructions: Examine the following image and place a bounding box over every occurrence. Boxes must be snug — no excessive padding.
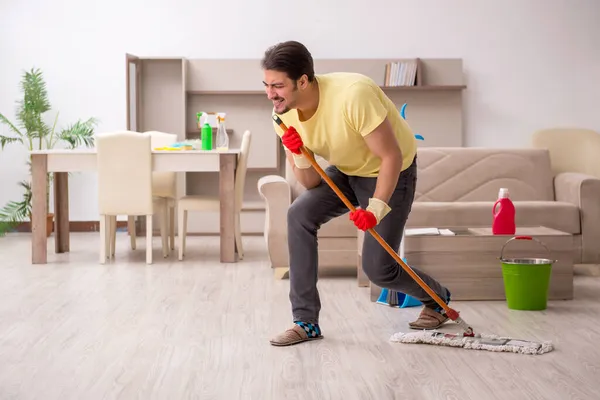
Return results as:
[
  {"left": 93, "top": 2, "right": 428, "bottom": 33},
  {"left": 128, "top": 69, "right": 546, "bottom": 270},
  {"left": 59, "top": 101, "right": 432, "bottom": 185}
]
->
[
  {"left": 125, "top": 55, "right": 467, "bottom": 234},
  {"left": 381, "top": 85, "right": 467, "bottom": 91},
  {"left": 186, "top": 85, "right": 467, "bottom": 96}
]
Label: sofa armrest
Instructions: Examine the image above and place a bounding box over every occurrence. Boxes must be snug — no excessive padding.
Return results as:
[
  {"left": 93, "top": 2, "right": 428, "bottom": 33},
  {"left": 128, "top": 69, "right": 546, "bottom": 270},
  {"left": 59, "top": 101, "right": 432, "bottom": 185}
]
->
[
  {"left": 554, "top": 172, "right": 600, "bottom": 263},
  {"left": 257, "top": 175, "right": 292, "bottom": 268}
]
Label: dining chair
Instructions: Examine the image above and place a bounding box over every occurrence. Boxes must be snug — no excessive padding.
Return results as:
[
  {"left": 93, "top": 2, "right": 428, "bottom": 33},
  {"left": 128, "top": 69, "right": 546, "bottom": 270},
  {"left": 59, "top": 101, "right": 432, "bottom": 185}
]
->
[
  {"left": 177, "top": 130, "right": 251, "bottom": 261},
  {"left": 96, "top": 130, "right": 168, "bottom": 264},
  {"left": 125, "top": 131, "right": 178, "bottom": 255}
]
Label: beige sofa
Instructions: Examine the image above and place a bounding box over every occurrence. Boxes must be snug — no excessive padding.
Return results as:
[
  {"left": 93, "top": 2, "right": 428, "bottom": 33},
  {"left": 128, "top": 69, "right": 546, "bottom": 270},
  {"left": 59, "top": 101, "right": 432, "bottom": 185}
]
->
[{"left": 257, "top": 147, "right": 600, "bottom": 278}]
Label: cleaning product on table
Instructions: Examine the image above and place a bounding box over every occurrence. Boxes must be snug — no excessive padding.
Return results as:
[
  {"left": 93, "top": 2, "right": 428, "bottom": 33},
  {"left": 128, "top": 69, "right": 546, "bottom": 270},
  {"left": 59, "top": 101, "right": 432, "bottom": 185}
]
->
[
  {"left": 215, "top": 113, "right": 229, "bottom": 151},
  {"left": 492, "top": 188, "right": 516, "bottom": 235},
  {"left": 200, "top": 112, "right": 213, "bottom": 151}
]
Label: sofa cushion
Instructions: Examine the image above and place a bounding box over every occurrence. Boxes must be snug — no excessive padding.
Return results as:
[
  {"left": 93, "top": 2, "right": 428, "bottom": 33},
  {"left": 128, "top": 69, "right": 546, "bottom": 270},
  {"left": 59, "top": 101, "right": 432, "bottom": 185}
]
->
[
  {"left": 415, "top": 148, "right": 556, "bottom": 202},
  {"left": 406, "top": 201, "right": 580, "bottom": 234}
]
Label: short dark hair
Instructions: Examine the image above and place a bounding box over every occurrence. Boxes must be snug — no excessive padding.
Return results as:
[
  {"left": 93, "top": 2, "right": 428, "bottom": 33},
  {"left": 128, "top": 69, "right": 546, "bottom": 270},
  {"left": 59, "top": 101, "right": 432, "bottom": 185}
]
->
[{"left": 261, "top": 41, "right": 315, "bottom": 82}]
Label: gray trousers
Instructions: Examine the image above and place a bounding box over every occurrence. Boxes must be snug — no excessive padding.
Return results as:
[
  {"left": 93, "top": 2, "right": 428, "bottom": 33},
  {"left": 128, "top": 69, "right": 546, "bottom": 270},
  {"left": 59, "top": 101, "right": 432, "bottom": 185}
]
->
[{"left": 287, "top": 156, "right": 450, "bottom": 324}]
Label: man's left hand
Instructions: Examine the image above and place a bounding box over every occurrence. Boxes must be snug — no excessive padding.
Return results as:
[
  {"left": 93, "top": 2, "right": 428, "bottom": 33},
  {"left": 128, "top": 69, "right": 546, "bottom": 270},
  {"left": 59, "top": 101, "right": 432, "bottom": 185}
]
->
[
  {"left": 349, "top": 198, "right": 391, "bottom": 231},
  {"left": 349, "top": 208, "right": 377, "bottom": 231}
]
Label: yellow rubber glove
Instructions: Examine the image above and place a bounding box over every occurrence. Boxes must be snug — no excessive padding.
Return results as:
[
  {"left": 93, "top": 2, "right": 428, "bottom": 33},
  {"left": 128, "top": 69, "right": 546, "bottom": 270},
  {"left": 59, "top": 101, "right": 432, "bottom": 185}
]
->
[
  {"left": 366, "top": 197, "right": 392, "bottom": 224},
  {"left": 292, "top": 153, "right": 312, "bottom": 169}
]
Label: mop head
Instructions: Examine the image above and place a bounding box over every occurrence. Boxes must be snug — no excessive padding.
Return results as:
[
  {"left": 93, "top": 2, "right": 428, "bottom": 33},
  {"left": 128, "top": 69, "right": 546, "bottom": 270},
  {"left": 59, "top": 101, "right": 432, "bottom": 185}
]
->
[{"left": 390, "top": 330, "right": 553, "bottom": 355}]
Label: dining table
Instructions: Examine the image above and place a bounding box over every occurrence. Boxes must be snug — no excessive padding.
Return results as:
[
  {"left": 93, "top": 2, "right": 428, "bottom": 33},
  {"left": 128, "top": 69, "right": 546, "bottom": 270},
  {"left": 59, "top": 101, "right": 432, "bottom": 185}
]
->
[{"left": 28, "top": 148, "right": 239, "bottom": 264}]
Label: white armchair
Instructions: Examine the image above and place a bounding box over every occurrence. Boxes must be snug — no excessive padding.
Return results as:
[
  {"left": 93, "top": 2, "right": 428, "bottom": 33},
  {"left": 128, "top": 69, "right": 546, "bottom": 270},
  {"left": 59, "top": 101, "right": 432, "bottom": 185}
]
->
[{"left": 257, "top": 155, "right": 358, "bottom": 279}]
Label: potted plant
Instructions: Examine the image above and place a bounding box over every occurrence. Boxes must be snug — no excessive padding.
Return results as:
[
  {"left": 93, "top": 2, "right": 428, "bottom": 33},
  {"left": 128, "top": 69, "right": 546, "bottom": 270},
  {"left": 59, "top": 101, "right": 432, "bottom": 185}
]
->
[{"left": 0, "top": 67, "right": 98, "bottom": 236}]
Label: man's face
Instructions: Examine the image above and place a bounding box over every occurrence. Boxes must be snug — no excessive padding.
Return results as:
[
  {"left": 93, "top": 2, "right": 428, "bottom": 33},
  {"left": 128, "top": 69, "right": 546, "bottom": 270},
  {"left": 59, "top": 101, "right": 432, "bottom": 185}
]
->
[{"left": 263, "top": 69, "right": 299, "bottom": 114}]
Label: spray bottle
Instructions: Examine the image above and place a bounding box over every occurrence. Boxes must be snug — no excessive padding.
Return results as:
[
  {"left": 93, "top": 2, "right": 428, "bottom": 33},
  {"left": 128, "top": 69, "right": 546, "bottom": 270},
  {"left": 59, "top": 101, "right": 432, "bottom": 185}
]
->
[{"left": 215, "top": 113, "right": 229, "bottom": 151}]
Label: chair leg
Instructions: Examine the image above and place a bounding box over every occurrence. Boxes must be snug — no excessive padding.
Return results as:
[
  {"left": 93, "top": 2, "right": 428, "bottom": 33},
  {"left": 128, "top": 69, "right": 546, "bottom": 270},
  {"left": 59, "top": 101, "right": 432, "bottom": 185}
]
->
[
  {"left": 128, "top": 216, "right": 136, "bottom": 250},
  {"left": 110, "top": 216, "right": 117, "bottom": 258},
  {"left": 182, "top": 210, "right": 187, "bottom": 254},
  {"left": 169, "top": 205, "right": 175, "bottom": 251},
  {"left": 178, "top": 207, "right": 187, "bottom": 261},
  {"left": 160, "top": 203, "right": 168, "bottom": 258},
  {"left": 100, "top": 215, "right": 106, "bottom": 264},
  {"left": 146, "top": 214, "right": 153, "bottom": 264},
  {"left": 235, "top": 213, "right": 243, "bottom": 260},
  {"left": 105, "top": 215, "right": 112, "bottom": 260}
]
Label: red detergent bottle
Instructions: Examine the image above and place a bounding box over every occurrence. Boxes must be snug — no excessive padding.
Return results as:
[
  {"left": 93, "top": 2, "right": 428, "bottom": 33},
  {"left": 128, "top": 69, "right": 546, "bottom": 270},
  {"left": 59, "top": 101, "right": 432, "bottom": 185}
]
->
[{"left": 492, "top": 188, "right": 516, "bottom": 235}]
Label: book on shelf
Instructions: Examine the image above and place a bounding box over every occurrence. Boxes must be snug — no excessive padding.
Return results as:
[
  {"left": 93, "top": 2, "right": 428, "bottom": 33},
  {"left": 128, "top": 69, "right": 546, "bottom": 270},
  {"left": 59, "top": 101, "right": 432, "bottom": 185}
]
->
[{"left": 384, "top": 60, "right": 418, "bottom": 87}]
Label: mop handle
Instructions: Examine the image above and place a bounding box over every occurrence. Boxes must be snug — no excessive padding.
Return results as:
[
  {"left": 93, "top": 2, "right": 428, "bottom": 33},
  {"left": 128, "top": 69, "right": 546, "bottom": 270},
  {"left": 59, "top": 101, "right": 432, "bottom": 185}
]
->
[{"left": 272, "top": 115, "right": 456, "bottom": 319}]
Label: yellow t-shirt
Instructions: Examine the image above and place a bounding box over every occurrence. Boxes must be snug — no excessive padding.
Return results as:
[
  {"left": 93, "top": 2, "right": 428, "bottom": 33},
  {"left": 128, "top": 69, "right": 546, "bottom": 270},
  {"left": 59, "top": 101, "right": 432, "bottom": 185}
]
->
[{"left": 272, "top": 72, "right": 417, "bottom": 177}]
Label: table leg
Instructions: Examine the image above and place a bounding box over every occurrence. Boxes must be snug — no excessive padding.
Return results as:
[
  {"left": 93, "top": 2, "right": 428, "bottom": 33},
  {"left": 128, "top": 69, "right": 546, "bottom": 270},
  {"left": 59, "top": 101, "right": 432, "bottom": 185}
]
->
[
  {"left": 31, "top": 154, "right": 48, "bottom": 264},
  {"left": 53, "top": 172, "right": 70, "bottom": 253},
  {"left": 219, "top": 153, "right": 237, "bottom": 263}
]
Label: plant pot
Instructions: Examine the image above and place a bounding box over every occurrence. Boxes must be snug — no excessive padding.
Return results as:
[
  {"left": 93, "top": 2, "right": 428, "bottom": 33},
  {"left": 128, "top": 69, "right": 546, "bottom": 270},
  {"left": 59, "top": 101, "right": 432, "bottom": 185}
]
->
[
  {"left": 27, "top": 212, "right": 54, "bottom": 237},
  {"left": 46, "top": 213, "right": 54, "bottom": 237}
]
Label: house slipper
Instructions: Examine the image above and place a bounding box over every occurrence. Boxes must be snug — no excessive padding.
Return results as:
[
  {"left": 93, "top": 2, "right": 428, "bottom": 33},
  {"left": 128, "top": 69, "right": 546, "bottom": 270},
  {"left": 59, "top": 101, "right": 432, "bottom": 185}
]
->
[
  {"left": 408, "top": 306, "right": 450, "bottom": 330},
  {"left": 270, "top": 324, "right": 324, "bottom": 346}
]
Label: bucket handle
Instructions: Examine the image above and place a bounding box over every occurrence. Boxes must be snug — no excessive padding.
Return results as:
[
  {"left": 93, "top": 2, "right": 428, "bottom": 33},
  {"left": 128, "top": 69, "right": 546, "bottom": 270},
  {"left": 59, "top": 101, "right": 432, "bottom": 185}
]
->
[{"left": 499, "top": 235, "right": 552, "bottom": 261}]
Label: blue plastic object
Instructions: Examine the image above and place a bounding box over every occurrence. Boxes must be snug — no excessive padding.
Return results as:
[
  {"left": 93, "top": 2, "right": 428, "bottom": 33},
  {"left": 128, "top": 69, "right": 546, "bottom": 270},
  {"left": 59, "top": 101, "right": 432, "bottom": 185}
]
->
[
  {"left": 400, "top": 103, "right": 407, "bottom": 119},
  {"left": 399, "top": 103, "right": 424, "bottom": 141},
  {"left": 375, "top": 258, "right": 423, "bottom": 308},
  {"left": 376, "top": 288, "right": 423, "bottom": 308}
]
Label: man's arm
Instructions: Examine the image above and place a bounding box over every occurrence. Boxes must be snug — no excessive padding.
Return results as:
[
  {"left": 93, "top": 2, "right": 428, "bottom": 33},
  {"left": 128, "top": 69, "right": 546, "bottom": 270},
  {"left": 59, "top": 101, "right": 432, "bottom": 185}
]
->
[
  {"left": 363, "top": 117, "right": 403, "bottom": 204},
  {"left": 284, "top": 148, "right": 322, "bottom": 190},
  {"left": 272, "top": 117, "right": 322, "bottom": 190},
  {"left": 343, "top": 81, "right": 405, "bottom": 226}
]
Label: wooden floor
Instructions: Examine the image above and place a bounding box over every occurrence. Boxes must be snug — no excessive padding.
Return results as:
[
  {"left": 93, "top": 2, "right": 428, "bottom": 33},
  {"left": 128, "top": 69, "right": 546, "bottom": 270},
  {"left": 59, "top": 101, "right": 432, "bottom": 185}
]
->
[{"left": 0, "top": 232, "right": 599, "bottom": 400}]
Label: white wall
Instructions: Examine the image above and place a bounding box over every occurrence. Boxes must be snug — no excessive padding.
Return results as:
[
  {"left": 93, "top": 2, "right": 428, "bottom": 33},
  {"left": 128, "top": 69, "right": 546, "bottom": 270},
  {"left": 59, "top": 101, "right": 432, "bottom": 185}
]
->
[{"left": 1, "top": 0, "right": 599, "bottom": 221}]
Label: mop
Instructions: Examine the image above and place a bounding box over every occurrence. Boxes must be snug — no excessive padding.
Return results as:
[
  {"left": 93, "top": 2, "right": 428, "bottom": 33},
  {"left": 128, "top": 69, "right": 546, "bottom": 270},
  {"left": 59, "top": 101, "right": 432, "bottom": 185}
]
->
[{"left": 272, "top": 114, "right": 554, "bottom": 355}]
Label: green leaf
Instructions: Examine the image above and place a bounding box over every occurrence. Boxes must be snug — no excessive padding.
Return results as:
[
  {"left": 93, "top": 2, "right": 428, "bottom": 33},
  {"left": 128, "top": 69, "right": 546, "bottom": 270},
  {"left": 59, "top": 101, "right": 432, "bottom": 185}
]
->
[
  {"left": 16, "top": 68, "right": 51, "bottom": 141},
  {"left": 0, "top": 134, "right": 22, "bottom": 150},
  {"left": 0, "top": 112, "right": 24, "bottom": 142},
  {"left": 59, "top": 117, "right": 99, "bottom": 149},
  {"left": 0, "top": 185, "right": 31, "bottom": 236},
  {"left": 45, "top": 111, "right": 60, "bottom": 148}
]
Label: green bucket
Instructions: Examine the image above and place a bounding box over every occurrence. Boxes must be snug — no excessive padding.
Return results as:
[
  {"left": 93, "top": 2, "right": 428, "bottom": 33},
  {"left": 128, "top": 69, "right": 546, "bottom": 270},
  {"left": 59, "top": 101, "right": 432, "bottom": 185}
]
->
[{"left": 499, "top": 236, "right": 556, "bottom": 311}]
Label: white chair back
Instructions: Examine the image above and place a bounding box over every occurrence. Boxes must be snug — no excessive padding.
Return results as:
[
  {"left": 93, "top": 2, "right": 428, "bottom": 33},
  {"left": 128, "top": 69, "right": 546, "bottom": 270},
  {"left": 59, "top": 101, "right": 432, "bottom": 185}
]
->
[
  {"left": 145, "top": 131, "right": 178, "bottom": 198},
  {"left": 96, "top": 131, "right": 153, "bottom": 215},
  {"left": 235, "top": 130, "right": 252, "bottom": 212}
]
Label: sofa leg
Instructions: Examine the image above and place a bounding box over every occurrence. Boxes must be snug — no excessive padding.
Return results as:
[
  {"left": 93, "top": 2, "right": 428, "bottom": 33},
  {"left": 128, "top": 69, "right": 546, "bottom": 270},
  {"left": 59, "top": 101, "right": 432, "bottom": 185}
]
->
[
  {"left": 274, "top": 267, "right": 290, "bottom": 280},
  {"left": 357, "top": 254, "right": 369, "bottom": 287}
]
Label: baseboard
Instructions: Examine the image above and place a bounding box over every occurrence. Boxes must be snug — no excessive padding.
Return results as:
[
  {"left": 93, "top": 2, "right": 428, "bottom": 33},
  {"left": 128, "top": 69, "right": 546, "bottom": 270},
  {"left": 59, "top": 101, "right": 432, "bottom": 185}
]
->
[
  {"left": 14, "top": 220, "right": 264, "bottom": 236},
  {"left": 15, "top": 220, "right": 128, "bottom": 233}
]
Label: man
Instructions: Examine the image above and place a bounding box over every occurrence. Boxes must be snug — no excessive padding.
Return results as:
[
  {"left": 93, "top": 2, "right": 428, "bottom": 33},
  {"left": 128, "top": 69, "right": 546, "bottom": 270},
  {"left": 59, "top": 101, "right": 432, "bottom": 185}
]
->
[{"left": 261, "top": 41, "right": 452, "bottom": 346}]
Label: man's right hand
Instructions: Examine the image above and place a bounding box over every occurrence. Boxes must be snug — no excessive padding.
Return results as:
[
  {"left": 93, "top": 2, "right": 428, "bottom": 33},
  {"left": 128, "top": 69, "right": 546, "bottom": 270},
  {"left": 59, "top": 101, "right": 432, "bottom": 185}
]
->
[{"left": 281, "top": 126, "right": 303, "bottom": 154}]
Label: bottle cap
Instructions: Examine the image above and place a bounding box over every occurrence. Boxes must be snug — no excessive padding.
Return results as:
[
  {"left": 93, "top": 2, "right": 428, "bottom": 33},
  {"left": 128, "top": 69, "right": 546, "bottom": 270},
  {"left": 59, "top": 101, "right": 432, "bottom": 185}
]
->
[{"left": 498, "top": 188, "right": 510, "bottom": 198}]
